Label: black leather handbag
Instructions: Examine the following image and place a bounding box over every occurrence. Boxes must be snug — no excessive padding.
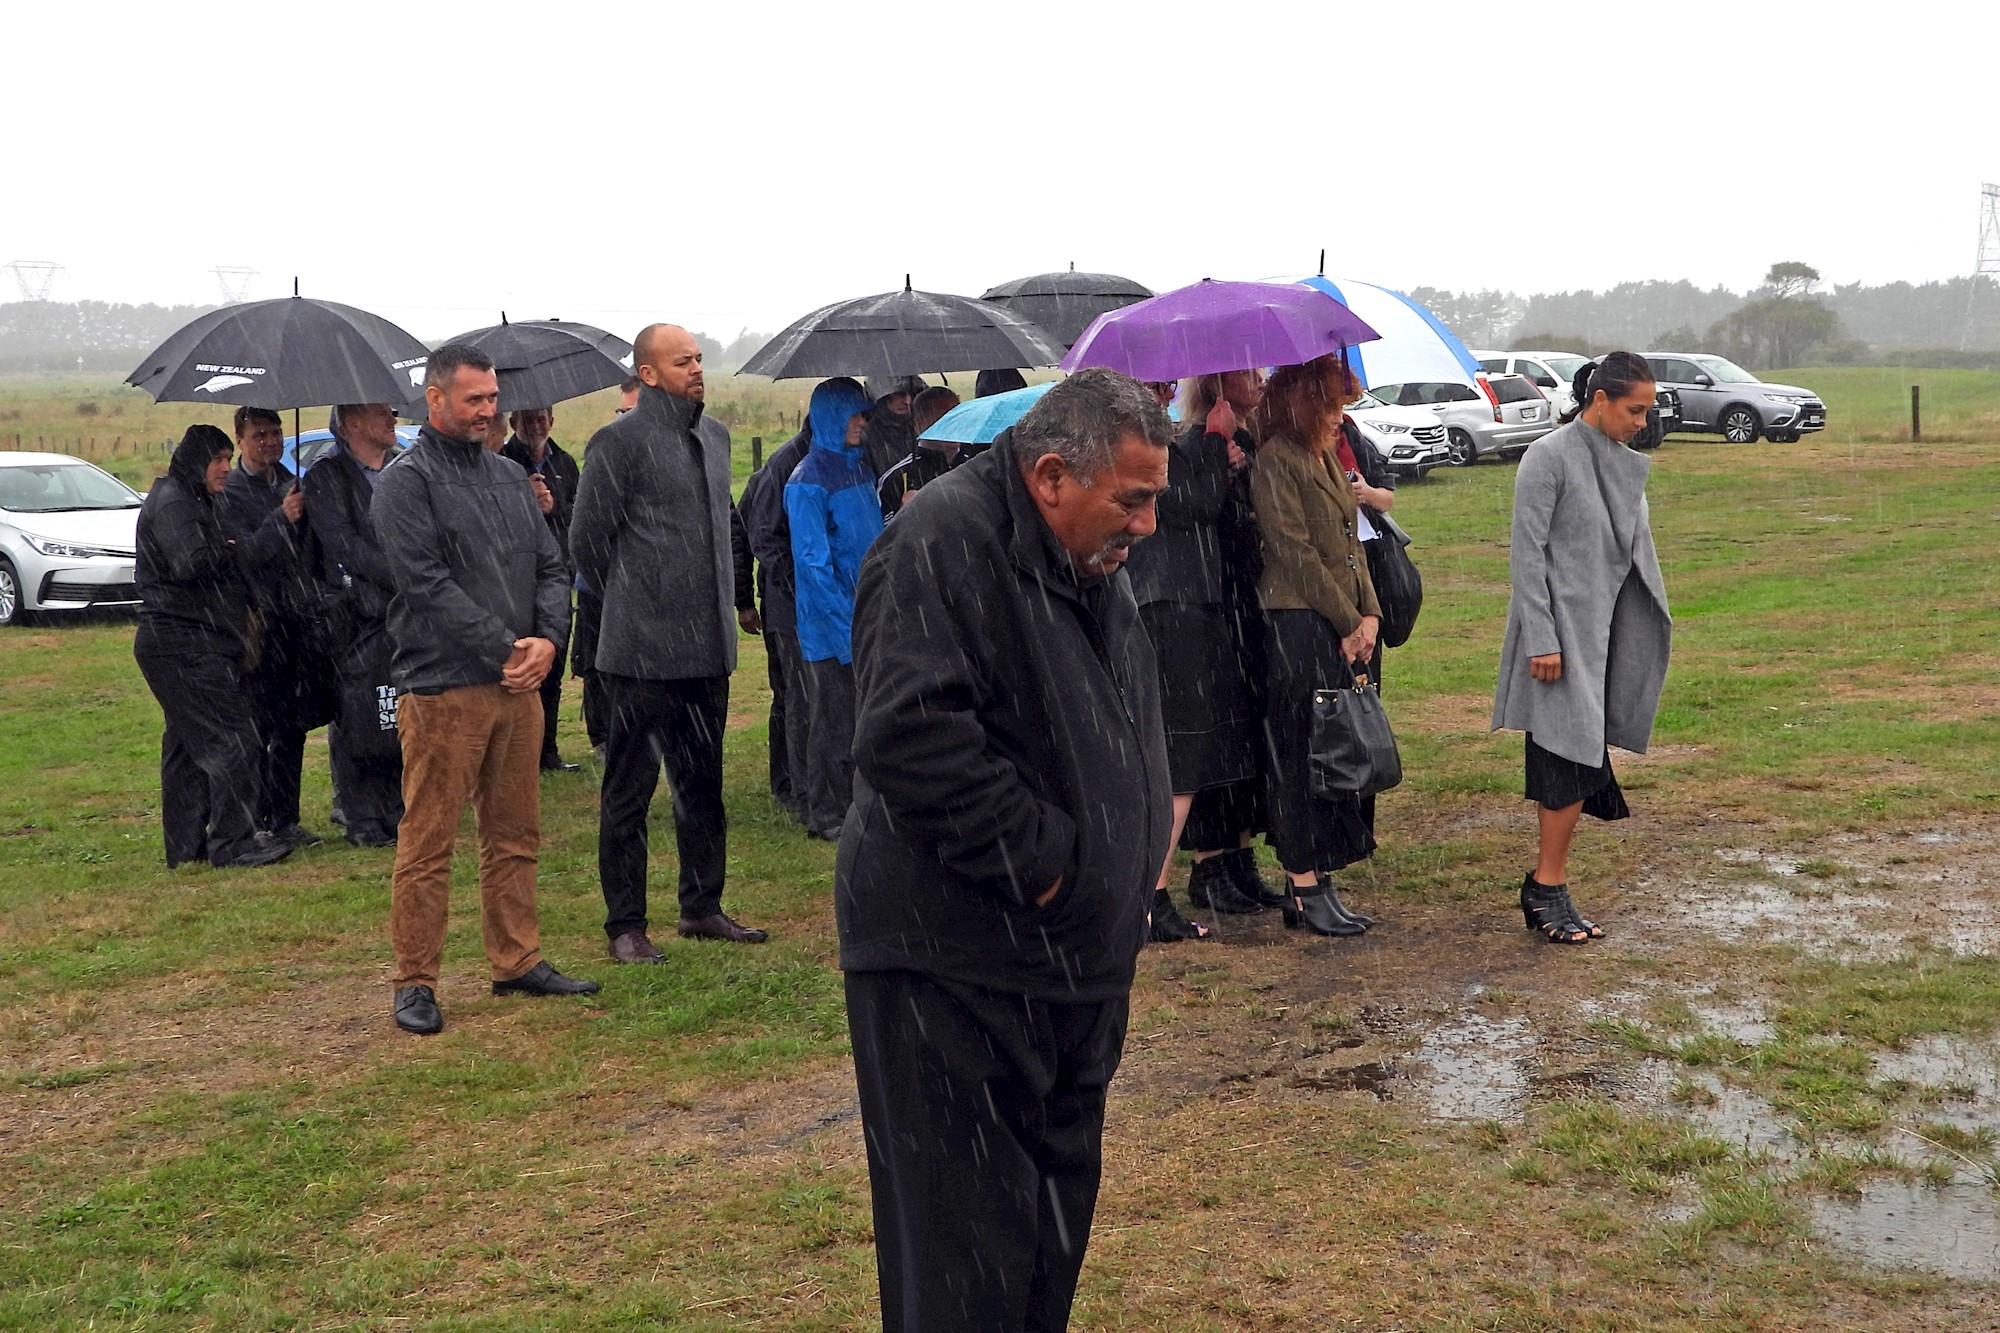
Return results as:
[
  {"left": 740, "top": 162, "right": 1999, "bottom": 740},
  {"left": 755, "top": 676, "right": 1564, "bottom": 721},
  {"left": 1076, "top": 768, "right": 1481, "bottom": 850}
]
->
[
  {"left": 1309, "top": 667, "right": 1403, "bottom": 798},
  {"left": 1364, "top": 509, "right": 1423, "bottom": 649}
]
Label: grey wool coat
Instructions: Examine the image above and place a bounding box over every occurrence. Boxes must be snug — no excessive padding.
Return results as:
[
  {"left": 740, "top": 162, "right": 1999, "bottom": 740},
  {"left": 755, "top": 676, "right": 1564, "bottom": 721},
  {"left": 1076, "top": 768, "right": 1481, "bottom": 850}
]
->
[
  {"left": 570, "top": 385, "right": 738, "bottom": 681},
  {"left": 1491, "top": 419, "right": 1671, "bottom": 766}
]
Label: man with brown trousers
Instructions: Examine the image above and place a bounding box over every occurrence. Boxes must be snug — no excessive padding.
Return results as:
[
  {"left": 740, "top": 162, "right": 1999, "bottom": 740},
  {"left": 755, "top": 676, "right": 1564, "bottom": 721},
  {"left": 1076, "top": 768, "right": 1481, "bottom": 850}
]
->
[{"left": 372, "top": 342, "right": 600, "bottom": 1035}]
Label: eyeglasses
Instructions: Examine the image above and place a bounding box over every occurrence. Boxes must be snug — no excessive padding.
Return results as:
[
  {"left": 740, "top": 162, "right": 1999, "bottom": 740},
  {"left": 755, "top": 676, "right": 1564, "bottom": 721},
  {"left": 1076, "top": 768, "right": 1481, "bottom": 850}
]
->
[{"left": 614, "top": 407, "right": 631, "bottom": 416}]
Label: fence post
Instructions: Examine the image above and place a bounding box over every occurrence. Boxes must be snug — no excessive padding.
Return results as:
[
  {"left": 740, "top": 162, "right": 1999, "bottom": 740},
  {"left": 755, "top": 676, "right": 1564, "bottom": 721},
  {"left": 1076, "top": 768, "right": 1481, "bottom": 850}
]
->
[
  {"left": 751, "top": 435, "right": 763, "bottom": 470},
  {"left": 1911, "top": 385, "right": 1922, "bottom": 442}
]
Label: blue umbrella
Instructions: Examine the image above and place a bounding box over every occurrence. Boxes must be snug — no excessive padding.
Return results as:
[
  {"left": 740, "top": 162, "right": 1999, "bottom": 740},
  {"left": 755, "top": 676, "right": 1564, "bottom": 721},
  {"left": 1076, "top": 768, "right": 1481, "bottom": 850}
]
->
[{"left": 918, "top": 382, "right": 1056, "bottom": 445}]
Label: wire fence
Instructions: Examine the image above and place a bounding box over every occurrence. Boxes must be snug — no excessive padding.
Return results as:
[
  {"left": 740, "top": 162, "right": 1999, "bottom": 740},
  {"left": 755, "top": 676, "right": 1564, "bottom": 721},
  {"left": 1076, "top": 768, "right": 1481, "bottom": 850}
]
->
[{"left": 2, "top": 435, "right": 174, "bottom": 458}]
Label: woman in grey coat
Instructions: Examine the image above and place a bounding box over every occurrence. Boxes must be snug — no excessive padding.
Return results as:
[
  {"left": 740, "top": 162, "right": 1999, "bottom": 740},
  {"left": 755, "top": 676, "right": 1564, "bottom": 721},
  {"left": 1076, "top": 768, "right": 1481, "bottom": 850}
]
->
[{"left": 1492, "top": 352, "right": 1671, "bottom": 943}]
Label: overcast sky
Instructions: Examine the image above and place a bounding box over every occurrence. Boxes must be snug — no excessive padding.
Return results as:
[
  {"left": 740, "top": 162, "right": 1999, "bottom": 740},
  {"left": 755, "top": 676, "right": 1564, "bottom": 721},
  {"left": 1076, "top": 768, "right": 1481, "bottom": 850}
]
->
[{"left": 6, "top": 1, "right": 1993, "bottom": 343}]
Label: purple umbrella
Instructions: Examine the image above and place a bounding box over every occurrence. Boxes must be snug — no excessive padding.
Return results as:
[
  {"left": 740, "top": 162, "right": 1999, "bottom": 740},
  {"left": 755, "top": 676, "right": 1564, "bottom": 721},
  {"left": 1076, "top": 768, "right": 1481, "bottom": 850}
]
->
[{"left": 1061, "top": 278, "right": 1379, "bottom": 381}]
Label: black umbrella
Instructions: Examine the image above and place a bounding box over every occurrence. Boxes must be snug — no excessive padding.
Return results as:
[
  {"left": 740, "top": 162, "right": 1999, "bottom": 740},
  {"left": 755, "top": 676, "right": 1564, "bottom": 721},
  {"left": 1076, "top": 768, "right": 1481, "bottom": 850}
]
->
[
  {"left": 981, "top": 266, "right": 1155, "bottom": 350},
  {"left": 422, "top": 316, "right": 635, "bottom": 413},
  {"left": 739, "top": 278, "right": 1065, "bottom": 380},
  {"left": 126, "top": 289, "right": 431, "bottom": 410}
]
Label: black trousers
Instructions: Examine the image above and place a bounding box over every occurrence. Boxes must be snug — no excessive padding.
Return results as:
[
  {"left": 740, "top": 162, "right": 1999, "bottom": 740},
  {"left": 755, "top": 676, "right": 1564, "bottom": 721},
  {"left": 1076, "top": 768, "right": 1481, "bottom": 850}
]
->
[
  {"left": 800, "top": 658, "right": 857, "bottom": 835},
  {"left": 598, "top": 672, "right": 729, "bottom": 935},
  {"left": 536, "top": 604, "right": 573, "bottom": 766},
  {"left": 573, "top": 588, "right": 608, "bottom": 747},
  {"left": 764, "top": 621, "right": 810, "bottom": 817},
  {"left": 244, "top": 616, "right": 335, "bottom": 833},
  {"left": 135, "top": 646, "right": 265, "bottom": 866},
  {"left": 327, "top": 720, "right": 403, "bottom": 839},
  {"left": 845, "top": 969, "right": 1128, "bottom": 1333}
]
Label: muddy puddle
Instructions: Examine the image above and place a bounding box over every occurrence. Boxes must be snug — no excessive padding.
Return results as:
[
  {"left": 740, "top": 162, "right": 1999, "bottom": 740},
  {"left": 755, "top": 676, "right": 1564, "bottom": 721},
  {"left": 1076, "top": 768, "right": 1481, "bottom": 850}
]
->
[{"left": 1812, "top": 1178, "right": 2000, "bottom": 1280}]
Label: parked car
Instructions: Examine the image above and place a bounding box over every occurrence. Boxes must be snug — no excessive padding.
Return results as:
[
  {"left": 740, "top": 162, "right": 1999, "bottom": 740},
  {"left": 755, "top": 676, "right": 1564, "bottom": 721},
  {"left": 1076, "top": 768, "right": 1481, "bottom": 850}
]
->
[
  {"left": 1374, "top": 374, "right": 1555, "bottom": 466},
  {"left": 1474, "top": 348, "right": 1684, "bottom": 446},
  {"left": 284, "top": 424, "right": 420, "bottom": 475},
  {"left": 1348, "top": 388, "right": 1451, "bottom": 479},
  {"left": 0, "top": 453, "right": 144, "bottom": 626},
  {"left": 1638, "top": 353, "right": 1826, "bottom": 443}
]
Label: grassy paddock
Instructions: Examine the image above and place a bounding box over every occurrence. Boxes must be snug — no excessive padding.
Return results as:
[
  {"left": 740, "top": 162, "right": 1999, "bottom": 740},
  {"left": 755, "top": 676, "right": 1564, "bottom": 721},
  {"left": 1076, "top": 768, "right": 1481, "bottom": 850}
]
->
[{"left": 3, "top": 384, "right": 2000, "bottom": 1326}]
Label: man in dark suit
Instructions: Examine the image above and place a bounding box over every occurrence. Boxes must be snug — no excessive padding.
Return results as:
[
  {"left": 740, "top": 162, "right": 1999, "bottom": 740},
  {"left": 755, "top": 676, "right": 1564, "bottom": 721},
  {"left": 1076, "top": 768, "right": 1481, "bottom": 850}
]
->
[
  {"left": 837, "top": 369, "right": 1173, "bottom": 1332},
  {"left": 570, "top": 323, "right": 767, "bottom": 965},
  {"left": 501, "top": 406, "right": 584, "bottom": 773},
  {"left": 302, "top": 402, "right": 405, "bottom": 847}
]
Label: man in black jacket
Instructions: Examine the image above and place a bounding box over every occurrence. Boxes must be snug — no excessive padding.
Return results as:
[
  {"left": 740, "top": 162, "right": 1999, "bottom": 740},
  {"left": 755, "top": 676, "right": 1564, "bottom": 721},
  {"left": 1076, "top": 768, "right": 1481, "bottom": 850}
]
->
[
  {"left": 501, "top": 406, "right": 584, "bottom": 773},
  {"left": 217, "top": 406, "right": 336, "bottom": 848},
  {"left": 738, "top": 424, "right": 811, "bottom": 822},
  {"left": 372, "top": 343, "right": 598, "bottom": 1036},
  {"left": 836, "top": 369, "right": 1173, "bottom": 1332},
  {"left": 302, "top": 402, "right": 405, "bottom": 847},
  {"left": 570, "top": 323, "right": 766, "bottom": 965}
]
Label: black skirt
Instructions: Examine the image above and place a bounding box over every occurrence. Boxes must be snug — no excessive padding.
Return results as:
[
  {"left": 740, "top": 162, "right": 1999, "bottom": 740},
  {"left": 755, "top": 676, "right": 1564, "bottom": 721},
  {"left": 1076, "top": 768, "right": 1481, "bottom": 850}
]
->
[
  {"left": 1139, "top": 601, "right": 1260, "bottom": 794},
  {"left": 1525, "top": 734, "right": 1630, "bottom": 820},
  {"left": 1262, "top": 609, "right": 1378, "bottom": 875}
]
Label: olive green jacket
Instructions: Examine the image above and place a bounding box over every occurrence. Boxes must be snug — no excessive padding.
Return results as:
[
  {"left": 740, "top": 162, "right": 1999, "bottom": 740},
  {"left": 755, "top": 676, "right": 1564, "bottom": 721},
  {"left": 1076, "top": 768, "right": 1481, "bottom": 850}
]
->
[{"left": 1249, "top": 435, "right": 1381, "bottom": 637}]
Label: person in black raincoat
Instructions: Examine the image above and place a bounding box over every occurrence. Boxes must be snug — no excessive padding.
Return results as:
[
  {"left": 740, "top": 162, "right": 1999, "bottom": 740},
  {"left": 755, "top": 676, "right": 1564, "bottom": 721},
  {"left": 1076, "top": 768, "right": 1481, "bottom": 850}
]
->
[
  {"left": 837, "top": 369, "right": 1173, "bottom": 1333},
  {"left": 217, "top": 407, "right": 338, "bottom": 848},
  {"left": 302, "top": 403, "right": 405, "bottom": 847},
  {"left": 133, "top": 425, "right": 291, "bottom": 869},
  {"left": 873, "top": 384, "right": 962, "bottom": 519},
  {"left": 501, "top": 406, "right": 584, "bottom": 772},
  {"left": 738, "top": 419, "right": 814, "bottom": 823},
  {"left": 859, "top": 373, "right": 925, "bottom": 481}
]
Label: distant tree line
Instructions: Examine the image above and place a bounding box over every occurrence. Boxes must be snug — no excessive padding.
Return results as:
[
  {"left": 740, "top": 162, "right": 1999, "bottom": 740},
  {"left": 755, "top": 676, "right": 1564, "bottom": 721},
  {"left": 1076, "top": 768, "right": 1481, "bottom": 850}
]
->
[
  {"left": 1419, "top": 264, "right": 2000, "bottom": 370},
  {"left": 0, "top": 300, "right": 773, "bottom": 377}
]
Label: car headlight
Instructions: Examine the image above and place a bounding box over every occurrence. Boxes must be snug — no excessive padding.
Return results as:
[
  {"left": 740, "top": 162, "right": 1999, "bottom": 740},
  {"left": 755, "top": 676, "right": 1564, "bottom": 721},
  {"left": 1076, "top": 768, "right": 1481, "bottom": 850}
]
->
[
  {"left": 1763, "top": 393, "right": 1806, "bottom": 406},
  {"left": 23, "top": 534, "right": 130, "bottom": 559},
  {"left": 1366, "top": 421, "right": 1411, "bottom": 435}
]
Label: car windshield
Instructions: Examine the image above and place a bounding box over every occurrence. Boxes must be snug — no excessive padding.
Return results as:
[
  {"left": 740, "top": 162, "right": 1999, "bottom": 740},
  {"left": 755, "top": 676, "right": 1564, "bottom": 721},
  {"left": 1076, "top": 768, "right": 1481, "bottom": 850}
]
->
[
  {"left": 1544, "top": 355, "right": 1590, "bottom": 380},
  {"left": 1348, "top": 390, "right": 1388, "bottom": 410},
  {"left": 1690, "top": 355, "right": 1761, "bottom": 384},
  {"left": 0, "top": 462, "right": 142, "bottom": 513}
]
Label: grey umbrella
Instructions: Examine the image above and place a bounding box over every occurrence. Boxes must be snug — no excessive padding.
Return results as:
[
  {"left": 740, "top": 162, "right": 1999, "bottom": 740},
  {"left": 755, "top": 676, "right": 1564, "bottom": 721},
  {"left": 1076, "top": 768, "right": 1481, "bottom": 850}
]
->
[
  {"left": 980, "top": 267, "right": 1155, "bottom": 350},
  {"left": 739, "top": 278, "right": 1065, "bottom": 380}
]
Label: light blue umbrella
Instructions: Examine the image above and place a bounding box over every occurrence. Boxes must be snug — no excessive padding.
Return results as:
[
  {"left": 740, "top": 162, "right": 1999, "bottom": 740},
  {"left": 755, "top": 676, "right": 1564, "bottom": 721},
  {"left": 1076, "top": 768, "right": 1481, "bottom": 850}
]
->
[{"left": 917, "top": 381, "right": 1056, "bottom": 445}]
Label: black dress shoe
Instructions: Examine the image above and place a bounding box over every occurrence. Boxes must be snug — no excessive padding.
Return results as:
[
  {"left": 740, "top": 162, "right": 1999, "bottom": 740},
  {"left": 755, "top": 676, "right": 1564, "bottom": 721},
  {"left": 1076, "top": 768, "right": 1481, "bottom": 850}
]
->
[
  {"left": 395, "top": 985, "right": 443, "bottom": 1034},
  {"left": 217, "top": 835, "right": 293, "bottom": 869},
  {"left": 271, "top": 823, "right": 325, "bottom": 847},
  {"left": 608, "top": 930, "right": 666, "bottom": 964},
  {"left": 1187, "top": 856, "right": 1263, "bottom": 914},
  {"left": 678, "top": 912, "right": 770, "bottom": 944},
  {"left": 540, "top": 757, "right": 582, "bottom": 773},
  {"left": 345, "top": 826, "right": 397, "bottom": 848},
  {"left": 492, "top": 961, "right": 602, "bottom": 996}
]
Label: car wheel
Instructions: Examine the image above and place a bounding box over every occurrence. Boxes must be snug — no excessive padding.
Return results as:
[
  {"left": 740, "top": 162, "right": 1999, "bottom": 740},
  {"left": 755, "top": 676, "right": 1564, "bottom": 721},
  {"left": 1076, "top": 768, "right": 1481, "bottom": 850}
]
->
[
  {"left": 0, "top": 557, "right": 21, "bottom": 627},
  {"left": 1720, "top": 406, "right": 1761, "bottom": 444},
  {"left": 1446, "top": 429, "right": 1478, "bottom": 467}
]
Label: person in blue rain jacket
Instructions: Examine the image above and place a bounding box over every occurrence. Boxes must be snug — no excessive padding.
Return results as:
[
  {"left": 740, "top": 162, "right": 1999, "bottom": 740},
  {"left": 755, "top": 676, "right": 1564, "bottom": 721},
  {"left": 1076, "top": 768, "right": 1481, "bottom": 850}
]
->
[{"left": 786, "top": 376, "right": 885, "bottom": 840}]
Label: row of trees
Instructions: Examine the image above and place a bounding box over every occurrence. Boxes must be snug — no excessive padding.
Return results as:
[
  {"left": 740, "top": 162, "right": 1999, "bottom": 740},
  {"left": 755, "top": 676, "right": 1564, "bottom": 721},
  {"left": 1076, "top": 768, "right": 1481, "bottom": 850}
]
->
[{"left": 1444, "top": 264, "right": 2000, "bottom": 370}]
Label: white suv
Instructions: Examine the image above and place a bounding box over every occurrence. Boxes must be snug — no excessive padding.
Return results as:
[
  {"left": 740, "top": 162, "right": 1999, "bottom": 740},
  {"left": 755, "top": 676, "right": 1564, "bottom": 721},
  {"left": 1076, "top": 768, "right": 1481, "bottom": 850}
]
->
[{"left": 1348, "top": 389, "right": 1450, "bottom": 479}]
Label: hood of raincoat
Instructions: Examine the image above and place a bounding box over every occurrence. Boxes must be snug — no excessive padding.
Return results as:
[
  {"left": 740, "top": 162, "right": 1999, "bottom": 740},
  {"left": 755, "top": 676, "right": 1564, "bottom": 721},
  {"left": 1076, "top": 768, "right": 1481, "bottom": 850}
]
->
[
  {"left": 167, "top": 424, "right": 231, "bottom": 502},
  {"left": 808, "top": 377, "right": 871, "bottom": 464}
]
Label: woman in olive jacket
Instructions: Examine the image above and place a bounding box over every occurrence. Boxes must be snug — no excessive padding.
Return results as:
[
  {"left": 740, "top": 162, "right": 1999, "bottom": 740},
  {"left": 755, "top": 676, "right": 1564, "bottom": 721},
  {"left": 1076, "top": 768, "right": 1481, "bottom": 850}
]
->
[
  {"left": 133, "top": 424, "right": 289, "bottom": 869},
  {"left": 1250, "top": 355, "right": 1383, "bottom": 936}
]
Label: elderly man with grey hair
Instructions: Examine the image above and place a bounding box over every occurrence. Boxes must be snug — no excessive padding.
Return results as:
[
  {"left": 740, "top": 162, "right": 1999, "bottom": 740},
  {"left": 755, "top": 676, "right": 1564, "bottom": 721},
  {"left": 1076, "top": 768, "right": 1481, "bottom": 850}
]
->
[{"left": 834, "top": 368, "right": 1174, "bottom": 1332}]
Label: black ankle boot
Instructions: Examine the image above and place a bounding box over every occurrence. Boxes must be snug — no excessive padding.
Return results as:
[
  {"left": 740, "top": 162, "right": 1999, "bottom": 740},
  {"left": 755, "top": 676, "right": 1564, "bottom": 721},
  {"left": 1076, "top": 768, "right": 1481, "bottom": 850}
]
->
[
  {"left": 1188, "top": 855, "right": 1263, "bottom": 914},
  {"left": 1281, "top": 879, "right": 1366, "bottom": 936},
  {"left": 1148, "top": 888, "right": 1211, "bottom": 943},
  {"left": 1316, "top": 876, "right": 1376, "bottom": 929},
  {"left": 1226, "top": 847, "right": 1289, "bottom": 908}
]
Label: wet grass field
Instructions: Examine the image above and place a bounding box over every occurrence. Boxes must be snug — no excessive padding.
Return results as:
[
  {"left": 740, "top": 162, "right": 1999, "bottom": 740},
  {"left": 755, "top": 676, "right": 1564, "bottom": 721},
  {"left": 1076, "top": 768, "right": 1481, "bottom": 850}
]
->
[{"left": 4, "top": 414, "right": 2000, "bottom": 1327}]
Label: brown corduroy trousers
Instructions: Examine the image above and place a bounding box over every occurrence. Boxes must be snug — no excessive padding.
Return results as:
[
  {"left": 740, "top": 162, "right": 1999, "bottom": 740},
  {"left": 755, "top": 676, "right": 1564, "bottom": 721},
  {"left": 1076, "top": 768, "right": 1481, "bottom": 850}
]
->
[{"left": 389, "top": 683, "right": 545, "bottom": 990}]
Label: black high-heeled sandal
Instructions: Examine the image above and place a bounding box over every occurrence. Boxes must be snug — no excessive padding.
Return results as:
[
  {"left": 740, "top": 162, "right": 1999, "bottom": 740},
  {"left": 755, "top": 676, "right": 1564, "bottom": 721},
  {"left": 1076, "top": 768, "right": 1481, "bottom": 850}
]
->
[
  {"left": 1148, "top": 888, "right": 1211, "bottom": 943},
  {"left": 1520, "top": 872, "right": 1593, "bottom": 944},
  {"left": 1282, "top": 879, "right": 1366, "bottom": 937}
]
